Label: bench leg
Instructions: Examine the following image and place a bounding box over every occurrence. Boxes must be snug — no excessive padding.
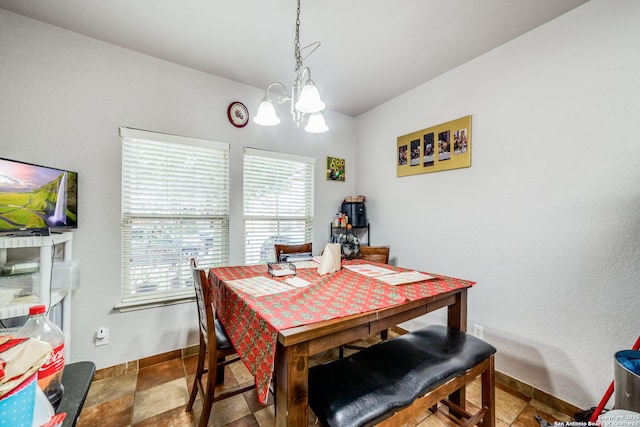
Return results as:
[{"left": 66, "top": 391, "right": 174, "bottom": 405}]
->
[
  {"left": 375, "top": 355, "right": 495, "bottom": 427},
  {"left": 482, "top": 354, "right": 495, "bottom": 427}
]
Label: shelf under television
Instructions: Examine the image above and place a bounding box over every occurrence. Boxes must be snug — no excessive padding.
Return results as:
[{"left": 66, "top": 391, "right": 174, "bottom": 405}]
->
[{"left": 0, "top": 290, "right": 68, "bottom": 320}]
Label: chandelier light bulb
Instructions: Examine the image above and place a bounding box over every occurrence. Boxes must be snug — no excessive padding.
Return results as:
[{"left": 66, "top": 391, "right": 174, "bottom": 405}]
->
[
  {"left": 253, "top": 98, "right": 280, "bottom": 126},
  {"left": 295, "top": 79, "right": 325, "bottom": 113},
  {"left": 304, "top": 112, "right": 329, "bottom": 133}
]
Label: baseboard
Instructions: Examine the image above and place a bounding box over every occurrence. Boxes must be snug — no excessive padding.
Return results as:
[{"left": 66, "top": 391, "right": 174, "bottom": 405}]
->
[
  {"left": 92, "top": 345, "right": 199, "bottom": 381},
  {"left": 495, "top": 371, "right": 581, "bottom": 417}
]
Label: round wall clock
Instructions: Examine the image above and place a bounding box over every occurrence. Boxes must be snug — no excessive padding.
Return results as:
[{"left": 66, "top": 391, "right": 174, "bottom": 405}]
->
[{"left": 227, "top": 101, "right": 249, "bottom": 128}]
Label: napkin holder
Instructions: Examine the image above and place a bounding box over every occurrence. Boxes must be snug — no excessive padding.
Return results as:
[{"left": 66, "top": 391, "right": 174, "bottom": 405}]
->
[{"left": 268, "top": 262, "right": 296, "bottom": 277}]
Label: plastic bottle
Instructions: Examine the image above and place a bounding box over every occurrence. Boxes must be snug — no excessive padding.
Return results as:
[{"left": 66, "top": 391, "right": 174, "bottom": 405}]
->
[{"left": 16, "top": 305, "right": 65, "bottom": 408}]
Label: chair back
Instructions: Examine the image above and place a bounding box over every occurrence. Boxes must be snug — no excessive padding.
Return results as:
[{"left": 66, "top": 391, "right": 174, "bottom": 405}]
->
[
  {"left": 191, "top": 258, "right": 215, "bottom": 348},
  {"left": 187, "top": 259, "right": 254, "bottom": 425},
  {"left": 359, "top": 245, "right": 390, "bottom": 264},
  {"left": 274, "top": 243, "right": 312, "bottom": 261}
]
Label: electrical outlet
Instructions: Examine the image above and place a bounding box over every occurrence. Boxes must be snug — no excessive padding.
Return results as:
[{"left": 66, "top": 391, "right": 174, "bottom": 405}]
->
[
  {"left": 473, "top": 324, "right": 484, "bottom": 340},
  {"left": 96, "top": 326, "right": 109, "bottom": 346}
]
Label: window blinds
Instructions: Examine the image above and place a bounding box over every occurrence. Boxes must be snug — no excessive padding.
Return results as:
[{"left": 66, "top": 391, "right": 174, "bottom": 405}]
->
[
  {"left": 243, "top": 148, "right": 315, "bottom": 264},
  {"left": 120, "top": 128, "right": 229, "bottom": 305}
]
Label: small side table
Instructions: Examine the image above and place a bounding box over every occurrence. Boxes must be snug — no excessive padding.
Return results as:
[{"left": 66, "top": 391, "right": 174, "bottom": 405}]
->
[{"left": 57, "top": 361, "right": 96, "bottom": 427}]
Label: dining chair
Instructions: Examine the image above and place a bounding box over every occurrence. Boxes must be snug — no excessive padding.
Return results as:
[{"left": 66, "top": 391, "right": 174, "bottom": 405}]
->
[
  {"left": 186, "top": 259, "right": 255, "bottom": 427},
  {"left": 340, "top": 245, "right": 392, "bottom": 357},
  {"left": 359, "top": 245, "right": 390, "bottom": 264},
  {"left": 274, "top": 242, "right": 312, "bottom": 261}
]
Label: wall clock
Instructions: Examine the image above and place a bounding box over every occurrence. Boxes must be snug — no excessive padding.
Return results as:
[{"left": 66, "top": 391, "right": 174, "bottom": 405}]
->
[{"left": 227, "top": 101, "right": 249, "bottom": 128}]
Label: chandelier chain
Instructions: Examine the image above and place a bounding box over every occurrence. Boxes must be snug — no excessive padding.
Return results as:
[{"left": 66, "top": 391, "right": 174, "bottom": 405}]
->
[{"left": 294, "top": 0, "right": 302, "bottom": 73}]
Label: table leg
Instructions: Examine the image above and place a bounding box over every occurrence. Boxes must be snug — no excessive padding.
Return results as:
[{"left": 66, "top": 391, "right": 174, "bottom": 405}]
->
[
  {"left": 447, "top": 289, "right": 468, "bottom": 411},
  {"left": 447, "top": 288, "right": 467, "bottom": 332},
  {"left": 275, "top": 341, "right": 310, "bottom": 427}
]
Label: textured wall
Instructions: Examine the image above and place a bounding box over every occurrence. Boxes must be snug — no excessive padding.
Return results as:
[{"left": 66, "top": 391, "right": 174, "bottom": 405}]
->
[{"left": 355, "top": 0, "right": 640, "bottom": 409}]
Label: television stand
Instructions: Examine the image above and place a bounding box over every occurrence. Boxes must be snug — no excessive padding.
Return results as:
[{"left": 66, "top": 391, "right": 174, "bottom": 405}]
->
[{"left": 0, "top": 232, "right": 74, "bottom": 358}]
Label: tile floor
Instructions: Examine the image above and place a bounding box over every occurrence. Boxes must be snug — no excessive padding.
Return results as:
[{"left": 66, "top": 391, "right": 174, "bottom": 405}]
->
[{"left": 76, "top": 343, "right": 576, "bottom": 427}]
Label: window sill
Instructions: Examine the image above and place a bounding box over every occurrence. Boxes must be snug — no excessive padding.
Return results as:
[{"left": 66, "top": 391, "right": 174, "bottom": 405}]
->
[{"left": 114, "top": 295, "right": 195, "bottom": 313}]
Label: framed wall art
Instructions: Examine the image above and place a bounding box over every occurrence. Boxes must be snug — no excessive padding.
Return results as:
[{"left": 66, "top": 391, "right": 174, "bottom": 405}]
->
[
  {"left": 397, "top": 115, "right": 471, "bottom": 177},
  {"left": 326, "top": 156, "right": 345, "bottom": 181}
]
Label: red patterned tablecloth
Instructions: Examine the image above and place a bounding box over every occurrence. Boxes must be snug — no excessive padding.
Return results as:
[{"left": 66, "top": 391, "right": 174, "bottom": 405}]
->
[{"left": 209, "top": 259, "right": 474, "bottom": 404}]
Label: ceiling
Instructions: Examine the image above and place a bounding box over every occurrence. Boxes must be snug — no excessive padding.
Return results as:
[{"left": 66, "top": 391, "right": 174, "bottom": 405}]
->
[{"left": 0, "top": 0, "right": 588, "bottom": 117}]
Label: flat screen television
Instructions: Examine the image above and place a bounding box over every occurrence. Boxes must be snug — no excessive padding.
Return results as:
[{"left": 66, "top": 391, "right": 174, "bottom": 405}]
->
[{"left": 0, "top": 157, "right": 78, "bottom": 235}]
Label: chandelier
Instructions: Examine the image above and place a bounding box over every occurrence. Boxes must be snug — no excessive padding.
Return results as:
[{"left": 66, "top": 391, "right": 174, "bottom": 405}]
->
[{"left": 253, "top": 0, "right": 329, "bottom": 133}]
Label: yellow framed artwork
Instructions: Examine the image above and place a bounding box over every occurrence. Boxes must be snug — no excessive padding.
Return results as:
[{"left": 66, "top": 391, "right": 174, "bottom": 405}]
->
[
  {"left": 397, "top": 115, "right": 471, "bottom": 177},
  {"left": 326, "top": 156, "right": 345, "bottom": 181}
]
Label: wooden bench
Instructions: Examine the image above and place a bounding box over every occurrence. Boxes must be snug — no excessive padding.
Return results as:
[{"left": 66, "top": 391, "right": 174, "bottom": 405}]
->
[{"left": 308, "top": 325, "right": 497, "bottom": 427}]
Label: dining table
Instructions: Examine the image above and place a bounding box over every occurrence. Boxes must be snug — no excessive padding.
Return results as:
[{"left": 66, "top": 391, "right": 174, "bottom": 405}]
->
[{"left": 209, "top": 258, "right": 474, "bottom": 427}]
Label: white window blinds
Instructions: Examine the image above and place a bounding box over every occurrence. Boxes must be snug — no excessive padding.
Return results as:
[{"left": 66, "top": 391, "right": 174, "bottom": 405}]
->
[
  {"left": 243, "top": 148, "right": 315, "bottom": 264},
  {"left": 120, "top": 128, "right": 229, "bottom": 306}
]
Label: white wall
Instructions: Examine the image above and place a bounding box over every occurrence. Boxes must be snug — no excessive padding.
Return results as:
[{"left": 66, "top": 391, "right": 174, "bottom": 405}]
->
[
  {"left": 0, "top": 9, "right": 355, "bottom": 369},
  {"left": 355, "top": 0, "right": 640, "bottom": 409}
]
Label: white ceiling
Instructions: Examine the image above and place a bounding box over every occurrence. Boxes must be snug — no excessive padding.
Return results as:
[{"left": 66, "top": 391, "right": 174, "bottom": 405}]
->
[{"left": 0, "top": 0, "right": 588, "bottom": 117}]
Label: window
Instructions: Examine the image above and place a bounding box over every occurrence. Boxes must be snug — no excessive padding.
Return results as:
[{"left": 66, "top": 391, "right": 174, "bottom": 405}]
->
[
  {"left": 243, "top": 148, "right": 315, "bottom": 264},
  {"left": 119, "top": 128, "right": 229, "bottom": 307}
]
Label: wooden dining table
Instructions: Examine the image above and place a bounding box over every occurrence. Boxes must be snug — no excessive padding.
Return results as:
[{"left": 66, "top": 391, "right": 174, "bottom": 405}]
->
[{"left": 209, "top": 259, "right": 473, "bottom": 427}]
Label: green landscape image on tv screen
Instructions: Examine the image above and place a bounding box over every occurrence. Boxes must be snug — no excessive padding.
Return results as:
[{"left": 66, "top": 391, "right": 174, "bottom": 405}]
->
[{"left": 0, "top": 158, "right": 78, "bottom": 232}]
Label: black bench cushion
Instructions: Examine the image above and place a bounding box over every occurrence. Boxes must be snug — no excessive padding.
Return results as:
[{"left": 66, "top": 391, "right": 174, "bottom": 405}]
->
[
  {"left": 214, "top": 318, "right": 232, "bottom": 350},
  {"left": 308, "top": 325, "right": 497, "bottom": 427}
]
